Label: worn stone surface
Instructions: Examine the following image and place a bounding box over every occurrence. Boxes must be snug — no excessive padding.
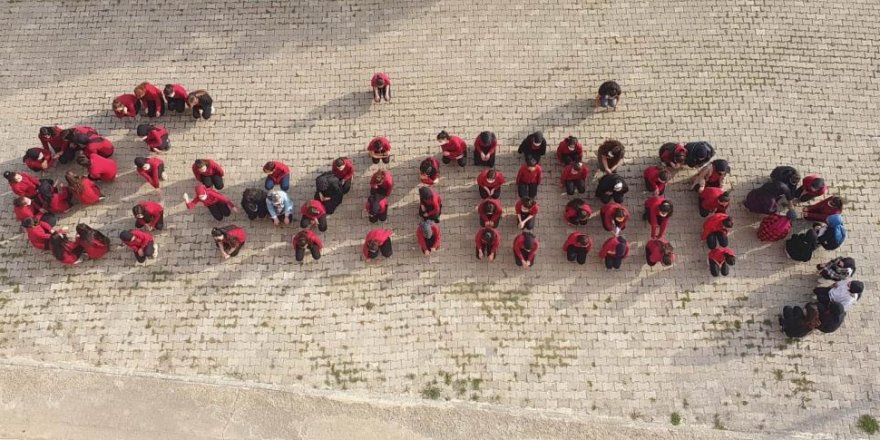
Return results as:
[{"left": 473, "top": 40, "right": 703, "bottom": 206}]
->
[{"left": 0, "top": 0, "right": 878, "bottom": 438}]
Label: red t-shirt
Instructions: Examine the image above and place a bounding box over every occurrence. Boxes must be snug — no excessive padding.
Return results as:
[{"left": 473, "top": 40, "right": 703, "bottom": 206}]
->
[
  {"left": 137, "top": 157, "right": 165, "bottom": 189},
  {"left": 701, "top": 213, "right": 730, "bottom": 240},
  {"left": 563, "top": 232, "right": 593, "bottom": 253},
  {"left": 265, "top": 161, "right": 291, "bottom": 184},
  {"left": 600, "top": 203, "right": 629, "bottom": 232},
  {"left": 441, "top": 136, "right": 467, "bottom": 159},
  {"left": 332, "top": 158, "right": 355, "bottom": 181},
  {"left": 192, "top": 160, "right": 224, "bottom": 179},
  {"left": 512, "top": 234, "right": 539, "bottom": 263},
  {"left": 114, "top": 94, "right": 139, "bottom": 119},
  {"left": 476, "top": 170, "right": 505, "bottom": 189},
  {"left": 370, "top": 72, "right": 391, "bottom": 87},
  {"left": 88, "top": 154, "right": 117, "bottom": 182},
  {"left": 362, "top": 229, "right": 393, "bottom": 259},
  {"left": 474, "top": 228, "right": 501, "bottom": 254},
  {"left": 516, "top": 164, "right": 543, "bottom": 185},
  {"left": 300, "top": 200, "right": 327, "bottom": 219},
  {"left": 478, "top": 199, "right": 503, "bottom": 225},
  {"left": 560, "top": 163, "right": 589, "bottom": 184}
]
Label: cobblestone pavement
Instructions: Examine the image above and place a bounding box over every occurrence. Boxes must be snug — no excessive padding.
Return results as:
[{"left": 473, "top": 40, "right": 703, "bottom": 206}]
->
[{"left": 1, "top": 0, "right": 879, "bottom": 437}]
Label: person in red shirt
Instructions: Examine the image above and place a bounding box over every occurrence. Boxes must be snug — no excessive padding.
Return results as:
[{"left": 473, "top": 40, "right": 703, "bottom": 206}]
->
[
  {"left": 371, "top": 72, "right": 392, "bottom": 103},
  {"left": 563, "top": 232, "right": 593, "bottom": 265},
  {"left": 137, "top": 124, "right": 170, "bottom": 153},
  {"left": 21, "top": 217, "right": 54, "bottom": 251},
  {"left": 163, "top": 83, "right": 189, "bottom": 113},
  {"left": 597, "top": 140, "right": 625, "bottom": 174},
  {"left": 702, "top": 213, "right": 733, "bottom": 249},
  {"left": 370, "top": 169, "right": 393, "bottom": 197},
  {"left": 365, "top": 194, "right": 389, "bottom": 223},
  {"left": 757, "top": 211, "right": 795, "bottom": 242},
  {"left": 659, "top": 142, "right": 687, "bottom": 169},
  {"left": 300, "top": 199, "right": 328, "bottom": 232},
  {"left": 13, "top": 196, "right": 56, "bottom": 226},
  {"left": 192, "top": 159, "right": 225, "bottom": 189},
  {"left": 65, "top": 171, "right": 102, "bottom": 205},
  {"left": 112, "top": 94, "right": 141, "bottom": 119},
  {"left": 77, "top": 153, "right": 117, "bottom": 182},
  {"left": 476, "top": 168, "right": 505, "bottom": 199},
  {"left": 187, "top": 90, "right": 214, "bottom": 120},
  {"left": 473, "top": 131, "right": 497, "bottom": 167},
  {"left": 119, "top": 229, "right": 157, "bottom": 264},
  {"left": 795, "top": 175, "right": 827, "bottom": 203},
  {"left": 513, "top": 231, "right": 539, "bottom": 268},
  {"left": 368, "top": 137, "right": 392, "bottom": 164},
  {"left": 72, "top": 133, "right": 114, "bottom": 158},
  {"left": 211, "top": 225, "right": 246, "bottom": 259},
  {"left": 5, "top": 171, "right": 41, "bottom": 197},
  {"left": 643, "top": 166, "right": 669, "bottom": 196},
  {"left": 38, "top": 125, "right": 68, "bottom": 155},
  {"left": 75, "top": 223, "right": 110, "bottom": 261},
  {"left": 49, "top": 230, "right": 84, "bottom": 265},
  {"left": 643, "top": 196, "right": 673, "bottom": 239},
  {"left": 418, "top": 187, "right": 442, "bottom": 222},
  {"left": 516, "top": 157, "right": 542, "bottom": 199},
  {"left": 564, "top": 198, "right": 592, "bottom": 226},
  {"left": 599, "top": 236, "right": 630, "bottom": 270},
  {"left": 332, "top": 157, "right": 354, "bottom": 194},
  {"left": 437, "top": 130, "right": 467, "bottom": 167},
  {"left": 185, "top": 184, "right": 237, "bottom": 220},
  {"left": 134, "top": 81, "right": 166, "bottom": 117},
  {"left": 363, "top": 229, "right": 393, "bottom": 262},
  {"left": 477, "top": 198, "right": 502, "bottom": 228},
  {"left": 560, "top": 161, "right": 589, "bottom": 195},
  {"left": 43, "top": 126, "right": 96, "bottom": 164},
  {"left": 645, "top": 238, "right": 675, "bottom": 267},
  {"left": 802, "top": 196, "right": 843, "bottom": 223},
  {"left": 514, "top": 197, "right": 539, "bottom": 230},
  {"left": 416, "top": 220, "right": 442, "bottom": 256},
  {"left": 23, "top": 147, "right": 55, "bottom": 172},
  {"left": 708, "top": 247, "right": 736, "bottom": 277},
  {"left": 690, "top": 159, "right": 730, "bottom": 191},
  {"left": 600, "top": 203, "right": 629, "bottom": 235},
  {"left": 475, "top": 227, "right": 501, "bottom": 261},
  {"left": 698, "top": 188, "right": 730, "bottom": 217},
  {"left": 133, "top": 201, "right": 165, "bottom": 231},
  {"left": 36, "top": 180, "right": 73, "bottom": 215},
  {"left": 134, "top": 157, "right": 166, "bottom": 189},
  {"left": 419, "top": 157, "right": 441, "bottom": 185},
  {"left": 556, "top": 136, "right": 583, "bottom": 166},
  {"left": 293, "top": 229, "right": 323, "bottom": 263},
  {"left": 263, "top": 161, "right": 291, "bottom": 191}
]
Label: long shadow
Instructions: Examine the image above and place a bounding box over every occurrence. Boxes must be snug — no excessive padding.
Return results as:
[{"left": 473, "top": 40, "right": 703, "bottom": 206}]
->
[{"left": 289, "top": 91, "right": 374, "bottom": 134}]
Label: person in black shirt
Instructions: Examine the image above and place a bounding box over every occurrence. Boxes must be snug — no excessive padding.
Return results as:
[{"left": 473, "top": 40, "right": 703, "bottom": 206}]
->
[
  {"left": 517, "top": 131, "right": 546, "bottom": 163},
  {"left": 595, "top": 173, "right": 628, "bottom": 204},
  {"left": 596, "top": 81, "right": 621, "bottom": 110},
  {"left": 241, "top": 188, "right": 269, "bottom": 220}
]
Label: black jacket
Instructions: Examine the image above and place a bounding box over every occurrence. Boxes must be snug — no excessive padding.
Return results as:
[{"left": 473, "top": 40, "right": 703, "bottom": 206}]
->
[
  {"left": 785, "top": 229, "right": 818, "bottom": 262},
  {"left": 241, "top": 188, "right": 269, "bottom": 220},
  {"left": 595, "top": 174, "right": 628, "bottom": 198},
  {"left": 518, "top": 133, "right": 546, "bottom": 158},
  {"left": 817, "top": 302, "right": 845, "bottom": 333}
]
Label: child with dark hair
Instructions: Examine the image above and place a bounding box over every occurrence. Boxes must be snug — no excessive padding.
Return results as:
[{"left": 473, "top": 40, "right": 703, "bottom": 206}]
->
[
  {"left": 163, "top": 83, "right": 189, "bottom": 113},
  {"left": 331, "top": 157, "right": 355, "bottom": 194},
  {"left": 643, "top": 165, "right": 668, "bottom": 196},
  {"left": 659, "top": 143, "right": 687, "bottom": 169},
  {"left": 36, "top": 179, "right": 73, "bottom": 215},
  {"left": 419, "top": 157, "right": 441, "bottom": 185},
  {"left": 13, "top": 196, "right": 56, "bottom": 226},
  {"left": 600, "top": 203, "right": 629, "bottom": 235},
  {"left": 778, "top": 303, "right": 820, "bottom": 338},
  {"left": 292, "top": 230, "right": 323, "bottom": 263},
  {"left": 475, "top": 227, "right": 501, "bottom": 261},
  {"left": 563, "top": 199, "right": 592, "bottom": 226},
  {"left": 645, "top": 238, "right": 675, "bottom": 267},
  {"left": 314, "top": 172, "right": 345, "bottom": 215},
  {"left": 21, "top": 217, "right": 54, "bottom": 251},
  {"left": 597, "top": 140, "right": 625, "bottom": 174},
  {"left": 212, "top": 225, "right": 246, "bottom": 260},
  {"left": 133, "top": 201, "right": 165, "bottom": 231},
  {"left": 137, "top": 124, "right": 170, "bottom": 153},
  {"left": 368, "top": 137, "right": 392, "bottom": 164},
  {"left": 77, "top": 152, "right": 117, "bottom": 182},
  {"left": 418, "top": 187, "right": 443, "bottom": 223},
  {"left": 599, "top": 236, "right": 629, "bottom": 270},
  {"left": 817, "top": 257, "right": 856, "bottom": 282},
  {"left": 757, "top": 210, "right": 795, "bottom": 242},
  {"left": 515, "top": 197, "right": 539, "bottom": 231},
  {"left": 513, "top": 232, "right": 539, "bottom": 268},
  {"left": 560, "top": 161, "right": 589, "bottom": 195},
  {"left": 644, "top": 196, "right": 673, "bottom": 240},
  {"left": 708, "top": 247, "right": 736, "bottom": 277},
  {"left": 785, "top": 225, "right": 820, "bottom": 262},
  {"left": 119, "top": 229, "right": 157, "bottom": 265},
  {"left": 437, "top": 131, "right": 467, "bottom": 167},
  {"left": 363, "top": 229, "right": 393, "bottom": 262},
  {"left": 473, "top": 131, "right": 497, "bottom": 167},
  {"left": 556, "top": 136, "right": 583, "bottom": 165},
  {"left": 770, "top": 166, "right": 800, "bottom": 195},
  {"left": 184, "top": 184, "right": 237, "bottom": 221},
  {"left": 702, "top": 213, "right": 732, "bottom": 249},
  {"left": 187, "top": 90, "right": 213, "bottom": 120},
  {"left": 371, "top": 72, "right": 392, "bottom": 102},
  {"left": 263, "top": 160, "right": 291, "bottom": 191},
  {"left": 802, "top": 196, "right": 843, "bottom": 223},
  {"left": 365, "top": 193, "right": 388, "bottom": 223},
  {"left": 690, "top": 159, "right": 729, "bottom": 191},
  {"left": 49, "top": 230, "right": 84, "bottom": 265},
  {"left": 795, "top": 175, "right": 827, "bottom": 203},
  {"left": 517, "top": 131, "right": 546, "bottom": 164},
  {"left": 595, "top": 173, "right": 628, "bottom": 204},
  {"left": 563, "top": 232, "right": 592, "bottom": 265},
  {"left": 370, "top": 169, "right": 393, "bottom": 197},
  {"left": 300, "top": 200, "right": 328, "bottom": 232},
  {"left": 5, "top": 171, "right": 40, "bottom": 197},
  {"left": 134, "top": 156, "right": 166, "bottom": 189},
  {"left": 192, "top": 159, "right": 224, "bottom": 189},
  {"left": 744, "top": 180, "right": 792, "bottom": 214},
  {"left": 416, "top": 220, "right": 442, "bottom": 256},
  {"left": 476, "top": 168, "right": 505, "bottom": 199},
  {"left": 74, "top": 223, "right": 110, "bottom": 260},
  {"left": 65, "top": 171, "right": 102, "bottom": 205},
  {"left": 684, "top": 141, "right": 715, "bottom": 168},
  {"left": 477, "top": 198, "right": 502, "bottom": 228},
  {"left": 134, "top": 81, "right": 166, "bottom": 117},
  {"left": 112, "top": 94, "right": 141, "bottom": 119},
  {"left": 596, "top": 80, "right": 622, "bottom": 110},
  {"left": 698, "top": 187, "right": 730, "bottom": 217},
  {"left": 23, "top": 146, "right": 54, "bottom": 172},
  {"left": 516, "top": 158, "right": 542, "bottom": 199}
]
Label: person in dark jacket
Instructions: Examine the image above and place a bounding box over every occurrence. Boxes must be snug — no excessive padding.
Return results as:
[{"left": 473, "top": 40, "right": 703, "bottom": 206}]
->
[
  {"left": 211, "top": 225, "right": 246, "bottom": 259},
  {"left": 475, "top": 227, "right": 500, "bottom": 261},
  {"left": 785, "top": 225, "right": 820, "bottom": 262},
  {"left": 770, "top": 166, "right": 800, "bottom": 195},
  {"left": 365, "top": 193, "right": 388, "bottom": 223},
  {"left": 22, "top": 217, "right": 54, "bottom": 251},
  {"left": 315, "top": 171, "right": 344, "bottom": 215},
  {"left": 563, "top": 232, "right": 592, "bottom": 265},
  {"left": 684, "top": 141, "right": 714, "bottom": 168},
  {"left": 187, "top": 89, "right": 213, "bottom": 120},
  {"left": 744, "top": 180, "right": 792, "bottom": 214},
  {"left": 517, "top": 131, "right": 546, "bottom": 164},
  {"left": 241, "top": 188, "right": 269, "bottom": 220},
  {"left": 778, "top": 303, "right": 820, "bottom": 338},
  {"left": 595, "top": 173, "right": 628, "bottom": 204},
  {"left": 292, "top": 229, "right": 323, "bottom": 263},
  {"left": 817, "top": 257, "right": 856, "bottom": 281},
  {"left": 596, "top": 80, "right": 622, "bottom": 110},
  {"left": 473, "top": 131, "right": 497, "bottom": 167},
  {"left": 596, "top": 140, "right": 625, "bottom": 174},
  {"left": 816, "top": 301, "right": 846, "bottom": 333},
  {"left": 817, "top": 214, "right": 846, "bottom": 250}
]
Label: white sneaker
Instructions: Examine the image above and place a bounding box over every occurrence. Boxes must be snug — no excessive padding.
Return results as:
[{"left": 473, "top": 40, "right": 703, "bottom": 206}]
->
[{"left": 152, "top": 243, "right": 159, "bottom": 259}]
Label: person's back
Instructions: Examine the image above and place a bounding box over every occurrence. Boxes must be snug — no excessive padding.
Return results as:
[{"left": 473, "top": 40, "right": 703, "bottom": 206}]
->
[
  {"left": 816, "top": 302, "right": 846, "bottom": 333},
  {"left": 785, "top": 228, "right": 818, "bottom": 262}
]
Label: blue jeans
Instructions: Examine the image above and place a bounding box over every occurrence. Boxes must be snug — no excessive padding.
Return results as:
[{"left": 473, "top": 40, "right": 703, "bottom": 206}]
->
[{"left": 265, "top": 175, "right": 290, "bottom": 191}]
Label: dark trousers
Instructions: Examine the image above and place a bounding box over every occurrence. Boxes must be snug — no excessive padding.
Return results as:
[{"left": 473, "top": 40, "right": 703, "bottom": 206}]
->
[
  {"left": 341, "top": 179, "right": 351, "bottom": 194},
  {"left": 604, "top": 256, "right": 624, "bottom": 269},
  {"left": 370, "top": 187, "right": 390, "bottom": 197},
  {"left": 567, "top": 247, "right": 587, "bottom": 265},
  {"left": 134, "top": 241, "right": 156, "bottom": 263},
  {"left": 517, "top": 183, "right": 538, "bottom": 199},
  {"left": 193, "top": 105, "right": 212, "bottom": 120},
  {"left": 295, "top": 244, "right": 322, "bottom": 262},
  {"left": 564, "top": 180, "right": 586, "bottom": 195},
  {"left": 442, "top": 155, "right": 466, "bottom": 167},
  {"left": 146, "top": 100, "right": 165, "bottom": 118},
  {"left": 709, "top": 260, "right": 730, "bottom": 276},
  {"left": 514, "top": 249, "right": 533, "bottom": 266},
  {"left": 265, "top": 175, "right": 290, "bottom": 191},
  {"left": 371, "top": 157, "right": 391, "bottom": 164},
  {"left": 422, "top": 235, "right": 438, "bottom": 251},
  {"left": 598, "top": 192, "right": 624, "bottom": 204},
  {"left": 644, "top": 176, "right": 665, "bottom": 195},
  {"left": 316, "top": 194, "right": 342, "bottom": 215},
  {"left": 706, "top": 232, "right": 728, "bottom": 249},
  {"left": 300, "top": 215, "right": 328, "bottom": 232},
  {"left": 369, "top": 212, "right": 387, "bottom": 223},
  {"left": 377, "top": 86, "right": 390, "bottom": 101},
  {"left": 367, "top": 239, "right": 393, "bottom": 259},
  {"left": 58, "top": 148, "right": 77, "bottom": 164},
  {"left": 136, "top": 213, "right": 165, "bottom": 231},
  {"left": 518, "top": 213, "right": 535, "bottom": 230},
  {"left": 814, "top": 287, "right": 831, "bottom": 304},
  {"left": 699, "top": 206, "right": 710, "bottom": 217},
  {"left": 41, "top": 213, "right": 58, "bottom": 227},
  {"left": 167, "top": 98, "right": 187, "bottom": 113},
  {"left": 479, "top": 186, "right": 500, "bottom": 199},
  {"left": 219, "top": 242, "right": 242, "bottom": 257},
  {"left": 208, "top": 203, "right": 232, "bottom": 221},
  {"left": 473, "top": 151, "right": 495, "bottom": 167},
  {"left": 560, "top": 154, "right": 579, "bottom": 166},
  {"left": 200, "top": 175, "right": 224, "bottom": 190}
]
